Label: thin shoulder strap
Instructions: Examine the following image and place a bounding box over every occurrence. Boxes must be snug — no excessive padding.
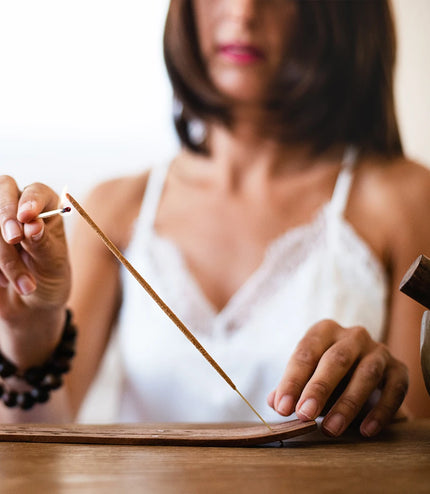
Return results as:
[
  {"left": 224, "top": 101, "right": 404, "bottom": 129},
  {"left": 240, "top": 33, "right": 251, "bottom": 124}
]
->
[
  {"left": 136, "top": 162, "right": 171, "bottom": 231},
  {"left": 329, "top": 146, "right": 359, "bottom": 217}
]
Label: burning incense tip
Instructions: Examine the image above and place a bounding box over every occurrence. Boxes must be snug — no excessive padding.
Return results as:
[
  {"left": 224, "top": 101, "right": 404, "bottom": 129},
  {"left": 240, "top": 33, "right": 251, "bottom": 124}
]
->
[{"left": 37, "top": 206, "right": 72, "bottom": 219}]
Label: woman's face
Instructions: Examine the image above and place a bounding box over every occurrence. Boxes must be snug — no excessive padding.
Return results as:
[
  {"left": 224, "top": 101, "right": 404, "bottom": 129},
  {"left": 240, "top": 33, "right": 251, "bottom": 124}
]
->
[{"left": 192, "top": 0, "right": 296, "bottom": 105}]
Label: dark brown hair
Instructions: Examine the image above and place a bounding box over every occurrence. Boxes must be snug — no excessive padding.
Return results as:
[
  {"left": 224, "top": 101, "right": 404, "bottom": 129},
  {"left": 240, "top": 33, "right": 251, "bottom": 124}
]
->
[{"left": 163, "top": 0, "right": 403, "bottom": 156}]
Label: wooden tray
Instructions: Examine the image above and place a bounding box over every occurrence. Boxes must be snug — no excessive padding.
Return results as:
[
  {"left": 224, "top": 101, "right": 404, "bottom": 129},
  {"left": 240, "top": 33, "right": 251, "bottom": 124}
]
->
[{"left": 0, "top": 419, "right": 316, "bottom": 447}]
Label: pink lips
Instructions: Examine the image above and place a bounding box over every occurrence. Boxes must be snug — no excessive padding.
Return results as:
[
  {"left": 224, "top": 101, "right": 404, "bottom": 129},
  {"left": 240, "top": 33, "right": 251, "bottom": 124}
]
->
[{"left": 218, "top": 43, "right": 265, "bottom": 64}]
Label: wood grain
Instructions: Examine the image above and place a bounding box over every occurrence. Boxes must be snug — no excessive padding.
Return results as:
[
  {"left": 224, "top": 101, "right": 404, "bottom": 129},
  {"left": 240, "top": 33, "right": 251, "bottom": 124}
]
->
[
  {"left": 0, "top": 420, "right": 429, "bottom": 494},
  {"left": 0, "top": 419, "right": 316, "bottom": 447},
  {"left": 399, "top": 254, "right": 430, "bottom": 309}
]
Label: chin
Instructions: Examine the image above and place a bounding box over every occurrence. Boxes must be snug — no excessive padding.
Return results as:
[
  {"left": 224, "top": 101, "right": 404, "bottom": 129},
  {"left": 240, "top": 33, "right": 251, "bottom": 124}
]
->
[
  {"left": 215, "top": 83, "right": 267, "bottom": 105},
  {"left": 211, "top": 69, "right": 270, "bottom": 105}
]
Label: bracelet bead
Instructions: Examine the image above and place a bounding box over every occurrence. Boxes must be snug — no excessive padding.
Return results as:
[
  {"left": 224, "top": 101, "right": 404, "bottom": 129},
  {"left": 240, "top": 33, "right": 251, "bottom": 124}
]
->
[
  {"left": 16, "top": 392, "right": 36, "bottom": 410},
  {"left": 42, "top": 374, "right": 63, "bottom": 391},
  {"left": 30, "top": 386, "right": 50, "bottom": 404},
  {"left": 2, "top": 390, "right": 18, "bottom": 408},
  {"left": 0, "top": 358, "right": 17, "bottom": 379},
  {"left": 0, "top": 309, "right": 77, "bottom": 411}
]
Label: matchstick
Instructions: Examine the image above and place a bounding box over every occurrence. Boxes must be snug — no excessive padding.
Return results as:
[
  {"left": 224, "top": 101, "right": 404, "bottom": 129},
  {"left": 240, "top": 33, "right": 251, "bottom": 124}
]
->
[{"left": 37, "top": 207, "right": 72, "bottom": 219}]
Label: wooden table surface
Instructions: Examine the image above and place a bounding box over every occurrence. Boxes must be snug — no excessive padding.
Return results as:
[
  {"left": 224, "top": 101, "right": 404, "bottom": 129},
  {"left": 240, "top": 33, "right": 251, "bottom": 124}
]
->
[{"left": 0, "top": 419, "right": 429, "bottom": 494}]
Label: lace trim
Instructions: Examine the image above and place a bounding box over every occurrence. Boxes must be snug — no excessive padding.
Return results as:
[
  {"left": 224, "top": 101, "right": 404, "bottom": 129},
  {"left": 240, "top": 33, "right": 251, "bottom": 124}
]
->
[{"left": 144, "top": 204, "right": 387, "bottom": 337}]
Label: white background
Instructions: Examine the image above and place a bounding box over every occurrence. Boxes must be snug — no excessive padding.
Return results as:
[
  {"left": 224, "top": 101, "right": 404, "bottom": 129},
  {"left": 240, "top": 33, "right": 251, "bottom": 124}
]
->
[
  {"left": 0, "top": 0, "right": 177, "bottom": 201},
  {"left": 0, "top": 0, "right": 429, "bottom": 204}
]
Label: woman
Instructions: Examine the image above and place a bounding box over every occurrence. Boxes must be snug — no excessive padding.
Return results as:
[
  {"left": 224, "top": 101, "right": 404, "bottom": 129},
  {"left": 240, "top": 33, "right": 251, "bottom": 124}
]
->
[{"left": 0, "top": 0, "right": 429, "bottom": 437}]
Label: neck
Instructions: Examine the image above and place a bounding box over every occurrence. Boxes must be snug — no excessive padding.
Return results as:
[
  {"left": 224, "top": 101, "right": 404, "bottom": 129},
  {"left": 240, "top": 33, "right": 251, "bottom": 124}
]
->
[{"left": 204, "top": 122, "right": 340, "bottom": 191}]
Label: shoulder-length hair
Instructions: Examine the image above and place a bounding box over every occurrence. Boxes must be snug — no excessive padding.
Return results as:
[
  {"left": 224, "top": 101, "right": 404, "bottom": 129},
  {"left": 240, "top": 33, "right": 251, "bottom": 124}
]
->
[{"left": 163, "top": 0, "right": 403, "bottom": 157}]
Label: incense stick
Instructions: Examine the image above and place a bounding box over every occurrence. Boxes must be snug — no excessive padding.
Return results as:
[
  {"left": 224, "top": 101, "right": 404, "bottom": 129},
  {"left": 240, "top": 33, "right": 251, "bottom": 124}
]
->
[{"left": 66, "top": 193, "right": 272, "bottom": 431}]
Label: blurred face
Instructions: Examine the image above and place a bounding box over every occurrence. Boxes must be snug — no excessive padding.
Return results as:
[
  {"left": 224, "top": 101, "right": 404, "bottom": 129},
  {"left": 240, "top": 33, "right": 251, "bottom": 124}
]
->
[{"left": 192, "top": 0, "right": 296, "bottom": 105}]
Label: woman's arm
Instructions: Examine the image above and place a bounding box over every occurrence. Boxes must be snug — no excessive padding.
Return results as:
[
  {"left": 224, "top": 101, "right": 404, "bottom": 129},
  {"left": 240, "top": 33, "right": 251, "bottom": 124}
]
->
[
  {"left": 268, "top": 159, "right": 430, "bottom": 436},
  {"left": 383, "top": 161, "right": 430, "bottom": 417},
  {"left": 65, "top": 174, "right": 148, "bottom": 418},
  {"left": 0, "top": 174, "right": 147, "bottom": 423},
  {"left": 0, "top": 176, "right": 72, "bottom": 422}
]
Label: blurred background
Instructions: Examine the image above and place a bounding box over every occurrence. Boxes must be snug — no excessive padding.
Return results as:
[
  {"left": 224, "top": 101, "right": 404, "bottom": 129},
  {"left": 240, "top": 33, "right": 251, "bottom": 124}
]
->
[
  {"left": 0, "top": 0, "right": 177, "bottom": 201},
  {"left": 1, "top": 0, "right": 429, "bottom": 204},
  {"left": 0, "top": 0, "right": 429, "bottom": 421}
]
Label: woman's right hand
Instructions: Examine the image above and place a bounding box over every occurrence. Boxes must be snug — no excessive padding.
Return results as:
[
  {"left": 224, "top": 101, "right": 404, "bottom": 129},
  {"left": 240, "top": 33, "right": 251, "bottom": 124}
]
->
[{"left": 0, "top": 176, "right": 71, "bottom": 366}]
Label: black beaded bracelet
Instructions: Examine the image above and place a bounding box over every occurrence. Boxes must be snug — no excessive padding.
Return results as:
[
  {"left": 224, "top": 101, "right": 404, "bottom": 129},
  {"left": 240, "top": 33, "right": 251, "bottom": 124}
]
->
[{"left": 0, "top": 309, "right": 77, "bottom": 410}]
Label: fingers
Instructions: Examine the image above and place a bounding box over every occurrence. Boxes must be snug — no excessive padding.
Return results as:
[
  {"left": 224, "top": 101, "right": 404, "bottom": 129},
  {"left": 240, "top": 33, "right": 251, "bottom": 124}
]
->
[
  {"left": 0, "top": 245, "right": 37, "bottom": 295},
  {"left": 0, "top": 177, "right": 35, "bottom": 294},
  {"left": 269, "top": 321, "right": 408, "bottom": 437},
  {"left": 0, "top": 176, "right": 23, "bottom": 244},
  {"left": 272, "top": 320, "right": 344, "bottom": 417},
  {"left": 320, "top": 343, "right": 390, "bottom": 436},
  {"left": 16, "top": 183, "right": 64, "bottom": 260},
  {"left": 0, "top": 177, "right": 62, "bottom": 297},
  {"left": 0, "top": 177, "right": 56, "bottom": 244},
  {"left": 295, "top": 336, "right": 363, "bottom": 423},
  {"left": 359, "top": 360, "right": 409, "bottom": 437},
  {"left": 17, "top": 182, "right": 59, "bottom": 224}
]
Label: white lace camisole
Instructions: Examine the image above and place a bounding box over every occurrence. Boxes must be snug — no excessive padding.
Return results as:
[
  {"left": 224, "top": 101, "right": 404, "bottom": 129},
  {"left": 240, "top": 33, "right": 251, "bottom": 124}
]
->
[{"left": 115, "top": 148, "right": 388, "bottom": 423}]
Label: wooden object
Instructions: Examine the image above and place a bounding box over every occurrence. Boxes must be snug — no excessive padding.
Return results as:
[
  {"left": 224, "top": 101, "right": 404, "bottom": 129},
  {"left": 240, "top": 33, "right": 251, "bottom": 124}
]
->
[
  {"left": 400, "top": 254, "right": 430, "bottom": 395},
  {"left": 421, "top": 311, "right": 430, "bottom": 394},
  {"left": 66, "top": 193, "right": 270, "bottom": 431},
  {"left": 0, "top": 420, "right": 429, "bottom": 493},
  {"left": 0, "top": 420, "right": 316, "bottom": 447},
  {"left": 399, "top": 254, "right": 430, "bottom": 309}
]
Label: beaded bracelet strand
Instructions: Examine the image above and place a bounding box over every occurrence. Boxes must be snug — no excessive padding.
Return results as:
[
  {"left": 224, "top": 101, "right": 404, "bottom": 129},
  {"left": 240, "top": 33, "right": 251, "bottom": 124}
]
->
[{"left": 0, "top": 309, "right": 77, "bottom": 410}]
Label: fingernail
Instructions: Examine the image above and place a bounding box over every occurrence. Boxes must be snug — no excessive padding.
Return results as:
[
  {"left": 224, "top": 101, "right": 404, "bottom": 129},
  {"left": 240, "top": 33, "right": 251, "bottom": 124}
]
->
[
  {"left": 267, "top": 390, "right": 276, "bottom": 407},
  {"left": 31, "top": 225, "right": 45, "bottom": 242},
  {"left": 19, "top": 201, "right": 34, "bottom": 213},
  {"left": 3, "top": 220, "right": 22, "bottom": 243},
  {"left": 362, "top": 420, "right": 381, "bottom": 437},
  {"left": 324, "top": 413, "right": 345, "bottom": 436},
  {"left": 277, "top": 395, "right": 294, "bottom": 416},
  {"left": 17, "top": 275, "right": 36, "bottom": 295},
  {"left": 298, "top": 398, "right": 318, "bottom": 419}
]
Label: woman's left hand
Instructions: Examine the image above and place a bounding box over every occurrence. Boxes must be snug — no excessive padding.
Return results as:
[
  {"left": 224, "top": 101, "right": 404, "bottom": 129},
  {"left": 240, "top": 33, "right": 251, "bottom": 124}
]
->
[{"left": 267, "top": 319, "right": 409, "bottom": 437}]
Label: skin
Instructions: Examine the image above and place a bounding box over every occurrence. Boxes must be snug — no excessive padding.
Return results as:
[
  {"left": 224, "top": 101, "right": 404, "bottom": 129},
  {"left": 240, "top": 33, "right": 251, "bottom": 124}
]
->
[{"left": 0, "top": 0, "right": 429, "bottom": 435}]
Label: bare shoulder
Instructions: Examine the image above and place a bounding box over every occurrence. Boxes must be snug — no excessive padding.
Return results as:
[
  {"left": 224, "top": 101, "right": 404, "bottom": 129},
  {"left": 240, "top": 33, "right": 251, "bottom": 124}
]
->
[
  {"left": 361, "top": 156, "right": 430, "bottom": 221},
  {"left": 353, "top": 155, "right": 430, "bottom": 265},
  {"left": 379, "top": 157, "right": 429, "bottom": 195},
  {"left": 81, "top": 170, "right": 150, "bottom": 248}
]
